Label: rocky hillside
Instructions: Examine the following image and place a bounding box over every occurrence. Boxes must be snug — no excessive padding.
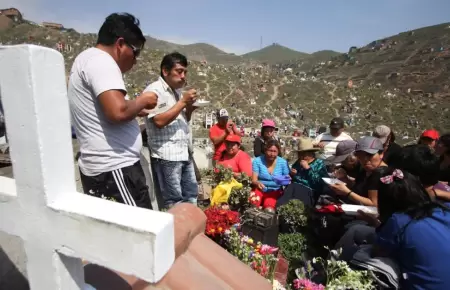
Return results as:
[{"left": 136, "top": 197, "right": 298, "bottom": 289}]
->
[
  {"left": 144, "top": 36, "right": 243, "bottom": 64},
  {"left": 242, "top": 44, "right": 340, "bottom": 65},
  {"left": 1, "top": 19, "right": 449, "bottom": 144}
]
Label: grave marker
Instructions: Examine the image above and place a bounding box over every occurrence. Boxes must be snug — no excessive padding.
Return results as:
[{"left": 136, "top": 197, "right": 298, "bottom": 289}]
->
[{"left": 0, "top": 45, "right": 175, "bottom": 289}]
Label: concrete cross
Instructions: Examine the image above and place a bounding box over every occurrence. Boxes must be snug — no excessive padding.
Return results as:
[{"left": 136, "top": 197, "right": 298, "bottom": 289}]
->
[{"left": 0, "top": 45, "right": 175, "bottom": 289}]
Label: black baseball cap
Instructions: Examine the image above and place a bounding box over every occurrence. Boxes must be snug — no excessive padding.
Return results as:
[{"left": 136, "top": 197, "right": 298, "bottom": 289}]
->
[{"left": 330, "top": 117, "right": 344, "bottom": 129}]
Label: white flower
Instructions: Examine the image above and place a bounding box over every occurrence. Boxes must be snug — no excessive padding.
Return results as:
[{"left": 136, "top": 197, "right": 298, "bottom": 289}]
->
[{"left": 272, "top": 280, "right": 286, "bottom": 290}]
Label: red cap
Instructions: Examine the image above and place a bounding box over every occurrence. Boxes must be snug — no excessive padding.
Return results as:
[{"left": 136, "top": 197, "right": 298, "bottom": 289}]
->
[
  {"left": 421, "top": 129, "right": 440, "bottom": 140},
  {"left": 225, "top": 134, "right": 241, "bottom": 144}
]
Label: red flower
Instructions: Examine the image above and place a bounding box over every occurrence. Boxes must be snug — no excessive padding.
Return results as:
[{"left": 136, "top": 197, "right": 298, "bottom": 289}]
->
[{"left": 204, "top": 207, "right": 240, "bottom": 238}]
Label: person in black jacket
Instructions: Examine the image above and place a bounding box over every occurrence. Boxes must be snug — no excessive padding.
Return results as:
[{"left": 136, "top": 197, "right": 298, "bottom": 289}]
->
[
  {"left": 436, "top": 133, "right": 450, "bottom": 183},
  {"left": 253, "top": 119, "right": 281, "bottom": 157},
  {"left": 372, "top": 125, "right": 402, "bottom": 168}
]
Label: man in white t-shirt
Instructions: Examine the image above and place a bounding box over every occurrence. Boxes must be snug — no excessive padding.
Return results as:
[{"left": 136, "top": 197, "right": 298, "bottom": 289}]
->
[
  {"left": 313, "top": 117, "right": 353, "bottom": 160},
  {"left": 68, "top": 13, "right": 158, "bottom": 209}
]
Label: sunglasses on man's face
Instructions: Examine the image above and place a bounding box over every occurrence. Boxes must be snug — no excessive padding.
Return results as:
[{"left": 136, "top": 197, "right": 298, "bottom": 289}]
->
[{"left": 123, "top": 39, "right": 141, "bottom": 58}]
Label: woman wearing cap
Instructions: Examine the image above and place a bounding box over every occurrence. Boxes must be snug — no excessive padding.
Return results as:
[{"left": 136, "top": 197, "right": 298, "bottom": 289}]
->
[
  {"left": 290, "top": 137, "right": 328, "bottom": 193},
  {"left": 251, "top": 140, "right": 290, "bottom": 213},
  {"left": 418, "top": 129, "right": 440, "bottom": 150},
  {"left": 253, "top": 119, "right": 281, "bottom": 157},
  {"left": 209, "top": 108, "right": 240, "bottom": 166},
  {"left": 372, "top": 125, "right": 403, "bottom": 168},
  {"left": 329, "top": 136, "right": 388, "bottom": 206},
  {"left": 217, "top": 134, "right": 252, "bottom": 177}
]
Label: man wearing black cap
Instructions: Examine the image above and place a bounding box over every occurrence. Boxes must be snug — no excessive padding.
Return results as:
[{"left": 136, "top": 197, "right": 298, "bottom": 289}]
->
[{"left": 313, "top": 117, "right": 353, "bottom": 159}]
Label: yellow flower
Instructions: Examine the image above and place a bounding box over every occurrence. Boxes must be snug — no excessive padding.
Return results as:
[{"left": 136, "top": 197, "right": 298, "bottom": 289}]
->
[{"left": 248, "top": 238, "right": 254, "bottom": 244}]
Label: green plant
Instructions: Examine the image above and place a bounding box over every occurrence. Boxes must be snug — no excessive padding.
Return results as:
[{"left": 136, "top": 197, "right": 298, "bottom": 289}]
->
[
  {"left": 224, "top": 227, "right": 279, "bottom": 281},
  {"left": 278, "top": 200, "right": 307, "bottom": 233},
  {"left": 278, "top": 233, "right": 308, "bottom": 282},
  {"left": 228, "top": 173, "right": 252, "bottom": 214},
  {"left": 212, "top": 164, "right": 234, "bottom": 186},
  {"left": 294, "top": 248, "right": 375, "bottom": 290}
]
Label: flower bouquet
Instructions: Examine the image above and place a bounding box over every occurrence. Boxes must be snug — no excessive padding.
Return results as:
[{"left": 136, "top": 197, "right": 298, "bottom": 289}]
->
[
  {"left": 223, "top": 227, "right": 279, "bottom": 280},
  {"left": 204, "top": 207, "right": 240, "bottom": 241}
]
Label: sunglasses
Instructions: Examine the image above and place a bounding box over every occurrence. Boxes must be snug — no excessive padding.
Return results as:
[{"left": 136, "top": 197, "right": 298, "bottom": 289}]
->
[{"left": 122, "top": 39, "right": 141, "bottom": 58}]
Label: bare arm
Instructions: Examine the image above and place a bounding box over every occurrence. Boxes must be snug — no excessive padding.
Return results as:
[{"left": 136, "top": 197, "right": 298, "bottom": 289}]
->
[
  {"left": 210, "top": 130, "right": 228, "bottom": 146},
  {"left": 348, "top": 190, "right": 377, "bottom": 206},
  {"left": 152, "top": 101, "right": 186, "bottom": 129},
  {"left": 435, "top": 189, "right": 450, "bottom": 201},
  {"left": 98, "top": 90, "right": 157, "bottom": 123},
  {"left": 252, "top": 171, "right": 260, "bottom": 186}
]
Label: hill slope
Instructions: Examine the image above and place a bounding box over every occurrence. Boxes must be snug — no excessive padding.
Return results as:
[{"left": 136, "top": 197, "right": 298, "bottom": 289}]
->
[
  {"left": 144, "top": 36, "right": 242, "bottom": 63},
  {"left": 242, "top": 43, "right": 309, "bottom": 63},
  {"left": 0, "top": 19, "right": 449, "bottom": 143}
]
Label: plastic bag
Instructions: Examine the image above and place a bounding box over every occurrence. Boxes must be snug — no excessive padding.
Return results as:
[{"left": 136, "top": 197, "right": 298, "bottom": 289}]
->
[{"left": 210, "top": 178, "right": 243, "bottom": 206}]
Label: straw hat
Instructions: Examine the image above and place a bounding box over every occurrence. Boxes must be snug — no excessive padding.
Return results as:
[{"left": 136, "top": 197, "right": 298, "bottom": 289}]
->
[{"left": 296, "top": 137, "right": 320, "bottom": 152}]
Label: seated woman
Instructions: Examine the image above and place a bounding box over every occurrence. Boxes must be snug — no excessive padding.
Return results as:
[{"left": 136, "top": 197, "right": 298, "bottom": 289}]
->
[
  {"left": 417, "top": 129, "right": 440, "bottom": 150},
  {"left": 290, "top": 137, "right": 328, "bottom": 193},
  {"left": 373, "top": 168, "right": 450, "bottom": 289},
  {"left": 251, "top": 140, "right": 290, "bottom": 213},
  {"left": 217, "top": 134, "right": 252, "bottom": 177},
  {"left": 330, "top": 136, "right": 388, "bottom": 206},
  {"left": 398, "top": 144, "right": 450, "bottom": 202}
]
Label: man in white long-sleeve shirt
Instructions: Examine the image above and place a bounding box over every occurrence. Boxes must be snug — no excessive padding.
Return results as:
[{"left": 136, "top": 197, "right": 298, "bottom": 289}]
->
[{"left": 313, "top": 117, "right": 353, "bottom": 160}]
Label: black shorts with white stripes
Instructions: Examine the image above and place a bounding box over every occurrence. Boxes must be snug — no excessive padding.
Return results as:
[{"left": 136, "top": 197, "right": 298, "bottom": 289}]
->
[{"left": 79, "top": 161, "right": 152, "bottom": 209}]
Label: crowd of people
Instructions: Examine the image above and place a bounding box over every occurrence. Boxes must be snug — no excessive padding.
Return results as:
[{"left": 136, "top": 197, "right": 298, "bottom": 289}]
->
[
  {"left": 67, "top": 12, "right": 450, "bottom": 289},
  {"left": 209, "top": 112, "right": 450, "bottom": 288}
]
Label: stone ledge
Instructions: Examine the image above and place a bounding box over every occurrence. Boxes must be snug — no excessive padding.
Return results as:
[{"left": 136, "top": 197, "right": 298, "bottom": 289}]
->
[{"left": 85, "top": 204, "right": 271, "bottom": 290}]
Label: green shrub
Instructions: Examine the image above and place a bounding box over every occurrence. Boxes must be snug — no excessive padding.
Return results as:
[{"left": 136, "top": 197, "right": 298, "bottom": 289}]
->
[{"left": 278, "top": 200, "right": 307, "bottom": 233}]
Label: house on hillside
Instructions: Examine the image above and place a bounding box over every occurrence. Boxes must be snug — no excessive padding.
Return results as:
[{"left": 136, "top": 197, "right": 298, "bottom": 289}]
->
[
  {"left": 42, "top": 22, "right": 64, "bottom": 30},
  {"left": 0, "top": 8, "right": 23, "bottom": 22}
]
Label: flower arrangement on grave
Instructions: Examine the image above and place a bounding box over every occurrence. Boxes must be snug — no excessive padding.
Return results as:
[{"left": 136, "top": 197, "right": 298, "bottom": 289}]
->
[
  {"left": 278, "top": 232, "right": 308, "bottom": 281},
  {"left": 277, "top": 200, "right": 308, "bottom": 233},
  {"left": 204, "top": 206, "right": 240, "bottom": 238},
  {"left": 223, "top": 227, "right": 279, "bottom": 280},
  {"left": 208, "top": 164, "right": 252, "bottom": 213},
  {"left": 292, "top": 248, "right": 375, "bottom": 290},
  {"left": 228, "top": 172, "right": 252, "bottom": 213}
]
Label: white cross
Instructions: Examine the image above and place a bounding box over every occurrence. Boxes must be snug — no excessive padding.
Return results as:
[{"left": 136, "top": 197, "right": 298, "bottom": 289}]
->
[{"left": 0, "top": 45, "right": 175, "bottom": 289}]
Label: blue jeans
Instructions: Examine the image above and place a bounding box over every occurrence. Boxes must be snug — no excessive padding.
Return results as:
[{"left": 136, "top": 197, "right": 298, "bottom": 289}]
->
[{"left": 151, "top": 158, "right": 198, "bottom": 208}]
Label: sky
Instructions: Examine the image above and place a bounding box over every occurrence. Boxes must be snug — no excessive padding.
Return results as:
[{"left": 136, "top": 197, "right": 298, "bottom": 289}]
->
[{"left": 3, "top": 0, "right": 450, "bottom": 54}]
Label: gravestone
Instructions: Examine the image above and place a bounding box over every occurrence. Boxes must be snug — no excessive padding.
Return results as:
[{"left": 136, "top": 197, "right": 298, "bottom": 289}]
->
[{"left": 0, "top": 45, "right": 175, "bottom": 289}]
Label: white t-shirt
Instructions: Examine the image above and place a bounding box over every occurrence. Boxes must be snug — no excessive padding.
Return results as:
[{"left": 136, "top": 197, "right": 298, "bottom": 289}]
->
[
  {"left": 314, "top": 132, "right": 353, "bottom": 159},
  {"left": 68, "top": 48, "right": 142, "bottom": 176}
]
